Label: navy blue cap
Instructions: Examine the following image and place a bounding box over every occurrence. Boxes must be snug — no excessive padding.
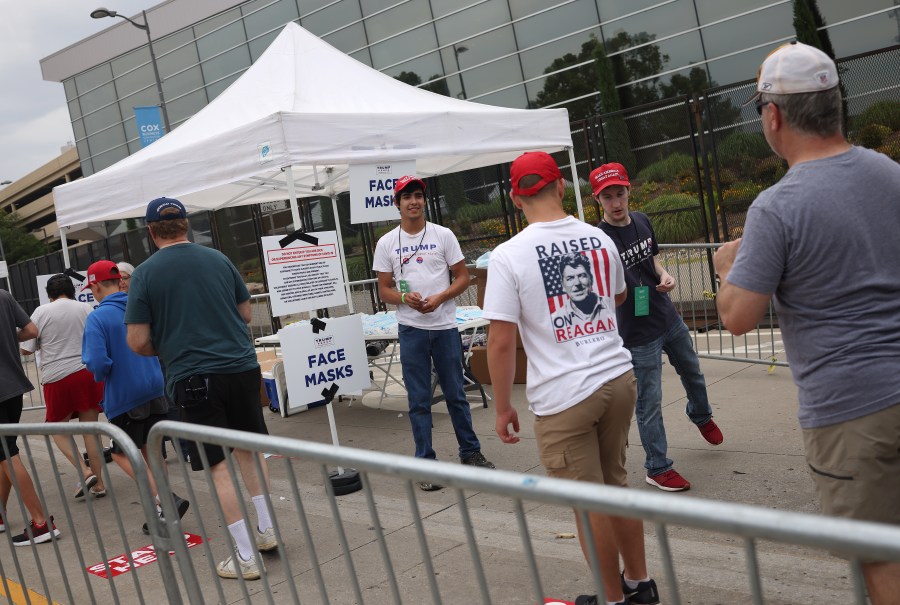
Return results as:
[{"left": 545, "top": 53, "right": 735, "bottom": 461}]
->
[{"left": 145, "top": 197, "right": 186, "bottom": 222}]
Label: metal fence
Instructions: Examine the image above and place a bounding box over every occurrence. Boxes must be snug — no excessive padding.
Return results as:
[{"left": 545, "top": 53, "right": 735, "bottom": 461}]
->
[
  {"left": 657, "top": 244, "right": 787, "bottom": 368},
  {"left": 0, "top": 422, "right": 182, "bottom": 604},
  {"left": 4, "top": 420, "right": 899, "bottom": 604}
]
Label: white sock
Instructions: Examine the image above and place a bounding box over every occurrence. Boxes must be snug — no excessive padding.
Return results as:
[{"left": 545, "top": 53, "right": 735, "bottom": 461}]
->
[
  {"left": 228, "top": 519, "right": 253, "bottom": 561},
  {"left": 623, "top": 576, "right": 649, "bottom": 590},
  {"left": 252, "top": 494, "right": 272, "bottom": 532}
]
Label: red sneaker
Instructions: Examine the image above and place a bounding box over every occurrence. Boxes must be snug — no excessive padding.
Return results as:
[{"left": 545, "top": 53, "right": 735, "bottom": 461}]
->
[
  {"left": 698, "top": 419, "right": 724, "bottom": 445},
  {"left": 646, "top": 469, "right": 691, "bottom": 491},
  {"left": 12, "top": 517, "right": 60, "bottom": 546},
  {"left": 0, "top": 512, "right": 5, "bottom": 533}
]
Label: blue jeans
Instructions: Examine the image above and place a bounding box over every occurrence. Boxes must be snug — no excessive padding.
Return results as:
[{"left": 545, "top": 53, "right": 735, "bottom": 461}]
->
[
  {"left": 629, "top": 320, "right": 713, "bottom": 475},
  {"left": 398, "top": 325, "right": 481, "bottom": 461}
]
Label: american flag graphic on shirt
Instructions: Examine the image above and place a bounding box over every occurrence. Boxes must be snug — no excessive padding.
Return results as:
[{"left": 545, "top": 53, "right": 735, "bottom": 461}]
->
[{"left": 540, "top": 248, "right": 612, "bottom": 312}]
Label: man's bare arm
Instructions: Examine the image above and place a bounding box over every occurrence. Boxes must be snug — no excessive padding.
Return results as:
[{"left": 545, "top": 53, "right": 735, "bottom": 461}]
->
[
  {"left": 17, "top": 322, "right": 38, "bottom": 342},
  {"left": 238, "top": 300, "right": 252, "bottom": 324},
  {"left": 713, "top": 240, "right": 772, "bottom": 336},
  {"left": 127, "top": 323, "right": 157, "bottom": 356}
]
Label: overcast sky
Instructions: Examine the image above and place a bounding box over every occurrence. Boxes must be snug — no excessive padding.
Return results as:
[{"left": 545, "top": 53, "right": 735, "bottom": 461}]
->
[{"left": 0, "top": 0, "right": 154, "bottom": 183}]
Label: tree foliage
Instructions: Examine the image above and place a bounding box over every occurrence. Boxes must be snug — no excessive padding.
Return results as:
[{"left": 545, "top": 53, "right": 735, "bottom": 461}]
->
[
  {"left": 0, "top": 211, "right": 49, "bottom": 264},
  {"left": 592, "top": 42, "right": 635, "bottom": 168},
  {"left": 533, "top": 37, "right": 605, "bottom": 120},
  {"left": 533, "top": 32, "right": 670, "bottom": 121},
  {"left": 394, "top": 71, "right": 450, "bottom": 97}
]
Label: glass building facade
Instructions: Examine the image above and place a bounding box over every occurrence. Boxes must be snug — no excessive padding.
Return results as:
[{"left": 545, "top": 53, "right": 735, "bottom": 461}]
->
[{"left": 62, "top": 0, "right": 900, "bottom": 178}]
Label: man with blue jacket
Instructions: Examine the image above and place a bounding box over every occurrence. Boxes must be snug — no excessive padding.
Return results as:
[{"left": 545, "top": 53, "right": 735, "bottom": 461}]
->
[{"left": 81, "top": 260, "right": 189, "bottom": 534}]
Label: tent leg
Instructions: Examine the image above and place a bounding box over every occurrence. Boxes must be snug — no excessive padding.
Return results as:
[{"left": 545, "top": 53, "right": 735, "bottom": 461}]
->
[
  {"left": 568, "top": 146, "right": 585, "bottom": 222},
  {"left": 284, "top": 165, "right": 303, "bottom": 230},
  {"left": 60, "top": 228, "right": 71, "bottom": 268},
  {"left": 331, "top": 194, "right": 355, "bottom": 313}
]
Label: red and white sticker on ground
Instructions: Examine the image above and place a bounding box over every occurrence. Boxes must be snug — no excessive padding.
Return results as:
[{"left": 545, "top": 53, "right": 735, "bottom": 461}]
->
[
  {"left": 86, "top": 533, "right": 205, "bottom": 578},
  {"left": 544, "top": 600, "right": 574, "bottom": 605}
]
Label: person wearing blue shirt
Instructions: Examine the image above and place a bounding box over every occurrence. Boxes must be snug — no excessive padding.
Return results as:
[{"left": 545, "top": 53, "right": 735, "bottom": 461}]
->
[{"left": 82, "top": 260, "right": 189, "bottom": 535}]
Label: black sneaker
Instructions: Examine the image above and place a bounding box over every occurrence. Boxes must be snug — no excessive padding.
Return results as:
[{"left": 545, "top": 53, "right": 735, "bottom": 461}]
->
[
  {"left": 82, "top": 446, "right": 114, "bottom": 464},
  {"left": 574, "top": 595, "right": 627, "bottom": 605},
  {"left": 12, "top": 517, "right": 60, "bottom": 546},
  {"left": 461, "top": 452, "right": 495, "bottom": 469},
  {"left": 143, "top": 493, "right": 190, "bottom": 535},
  {"left": 621, "top": 573, "right": 660, "bottom": 605}
]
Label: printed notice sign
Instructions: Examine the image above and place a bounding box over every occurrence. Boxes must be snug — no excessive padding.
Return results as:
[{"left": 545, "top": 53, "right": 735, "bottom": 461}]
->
[
  {"left": 348, "top": 161, "right": 415, "bottom": 224},
  {"left": 36, "top": 272, "right": 97, "bottom": 308},
  {"left": 262, "top": 232, "right": 347, "bottom": 316},
  {"left": 279, "top": 314, "right": 369, "bottom": 412}
]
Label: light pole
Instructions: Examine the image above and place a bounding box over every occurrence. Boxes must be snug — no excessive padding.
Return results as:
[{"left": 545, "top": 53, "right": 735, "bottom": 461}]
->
[
  {"left": 453, "top": 44, "right": 469, "bottom": 100},
  {"left": 90, "top": 7, "right": 172, "bottom": 134},
  {"left": 0, "top": 180, "right": 11, "bottom": 186}
]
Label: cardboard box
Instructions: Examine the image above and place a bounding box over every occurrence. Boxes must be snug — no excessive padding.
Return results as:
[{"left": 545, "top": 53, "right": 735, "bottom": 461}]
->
[
  {"left": 473, "top": 267, "right": 488, "bottom": 308},
  {"left": 257, "top": 349, "right": 281, "bottom": 407},
  {"left": 468, "top": 345, "right": 527, "bottom": 385}
]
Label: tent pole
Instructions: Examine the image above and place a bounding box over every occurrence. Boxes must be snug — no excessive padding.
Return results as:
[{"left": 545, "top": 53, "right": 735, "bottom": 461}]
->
[
  {"left": 568, "top": 146, "right": 585, "bottom": 222},
  {"left": 284, "top": 165, "right": 303, "bottom": 230},
  {"left": 60, "top": 228, "right": 71, "bottom": 268},
  {"left": 331, "top": 193, "right": 355, "bottom": 313}
]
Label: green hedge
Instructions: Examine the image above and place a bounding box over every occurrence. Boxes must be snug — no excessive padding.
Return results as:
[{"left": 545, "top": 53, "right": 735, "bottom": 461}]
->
[
  {"left": 641, "top": 193, "right": 705, "bottom": 243},
  {"left": 637, "top": 153, "right": 694, "bottom": 183}
]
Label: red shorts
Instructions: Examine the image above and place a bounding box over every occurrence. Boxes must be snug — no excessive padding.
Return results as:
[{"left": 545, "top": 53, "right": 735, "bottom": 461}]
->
[{"left": 43, "top": 368, "right": 104, "bottom": 422}]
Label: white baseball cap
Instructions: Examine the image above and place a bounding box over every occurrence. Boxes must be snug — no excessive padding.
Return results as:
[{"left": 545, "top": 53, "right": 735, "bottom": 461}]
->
[{"left": 746, "top": 41, "right": 838, "bottom": 105}]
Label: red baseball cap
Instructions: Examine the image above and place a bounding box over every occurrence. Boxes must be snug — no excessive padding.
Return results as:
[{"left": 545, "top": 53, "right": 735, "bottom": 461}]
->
[
  {"left": 590, "top": 163, "right": 630, "bottom": 195},
  {"left": 509, "top": 151, "right": 563, "bottom": 197},
  {"left": 82, "top": 260, "right": 121, "bottom": 291},
  {"left": 394, "top": 175, "right": 426, "bottom": 197}
]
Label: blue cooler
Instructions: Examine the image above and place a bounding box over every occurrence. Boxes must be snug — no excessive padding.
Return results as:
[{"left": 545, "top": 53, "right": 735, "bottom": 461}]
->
[{"left": 263, "top": 371, "right": 279, "bottom": 412}]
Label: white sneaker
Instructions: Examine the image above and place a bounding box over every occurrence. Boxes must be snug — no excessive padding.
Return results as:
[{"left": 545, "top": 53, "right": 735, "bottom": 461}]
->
[
  {"left": 256, "top": 526, "right": 277, "bottom": 552},
  {"left": 216, "top": 549, "right": 264, "bottom": 580}
]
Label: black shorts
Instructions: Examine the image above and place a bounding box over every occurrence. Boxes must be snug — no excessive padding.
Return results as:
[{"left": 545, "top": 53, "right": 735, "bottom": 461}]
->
[
  {"left": 0, "top": 395, "right": 24, "bottom": 462},
  {"left": 172, "top": 367, "right": 268, "bottom": 471},
  {"left": 109, "top": 396, "right": 169, "bottom": 451}
]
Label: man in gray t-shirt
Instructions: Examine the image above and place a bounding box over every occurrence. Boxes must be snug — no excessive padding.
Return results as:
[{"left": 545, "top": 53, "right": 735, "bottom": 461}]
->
[
  {"left": 0, "top": 290, "right": 61, "bottom": 545},
  {"left": 713, "top": 42, "right": 900, "bottom": 604}
]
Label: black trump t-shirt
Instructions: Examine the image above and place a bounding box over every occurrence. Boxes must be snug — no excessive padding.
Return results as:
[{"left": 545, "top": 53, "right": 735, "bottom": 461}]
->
[{"left": 598, "top": 212, "right": 680, "bottom": 348}]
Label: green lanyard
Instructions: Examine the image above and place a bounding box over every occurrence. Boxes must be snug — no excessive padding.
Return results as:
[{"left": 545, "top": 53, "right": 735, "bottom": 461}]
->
[{"left": 606, "top": 219, "right": 651, "bottom": 317}]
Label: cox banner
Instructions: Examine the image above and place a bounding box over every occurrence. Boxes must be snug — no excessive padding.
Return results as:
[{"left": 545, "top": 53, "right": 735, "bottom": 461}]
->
[{"left": 134, "top": 106, "right": 165, "bottom": 147}]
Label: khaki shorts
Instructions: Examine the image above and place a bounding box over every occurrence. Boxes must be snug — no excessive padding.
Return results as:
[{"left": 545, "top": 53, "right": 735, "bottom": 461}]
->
[
  {"left": 533, "top": 370, "right": 636, "bottom": 487},
  {"left": 802, "top": 403, "right": 900, "bottom": 525}
]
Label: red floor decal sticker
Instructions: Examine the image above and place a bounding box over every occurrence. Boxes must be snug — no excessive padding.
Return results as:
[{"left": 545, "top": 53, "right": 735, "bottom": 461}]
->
[{"left": 87, "top": 533, "right": 204, "bottom": 578}]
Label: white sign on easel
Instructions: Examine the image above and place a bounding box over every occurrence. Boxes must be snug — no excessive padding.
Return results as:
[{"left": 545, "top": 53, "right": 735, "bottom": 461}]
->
[
  {"left": 279, "top": 314, "right": 369, "bottom": 415},
  {"left": 262, "top": 231, "right": 347, "bottom": 317},
  {"left": 348, "top": 160, "right": 415, "bottom": 224},
  {"left": 36, "top": 272, "right": 97, "bottom": 308}
]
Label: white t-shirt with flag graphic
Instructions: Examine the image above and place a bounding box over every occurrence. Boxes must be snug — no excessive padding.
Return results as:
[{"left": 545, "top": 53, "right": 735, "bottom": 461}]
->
[
  {"left": 483, "top": 216, "right": 632, "bottom": 416},
  {"left": 372, "top": 222, "right": 465, "bottom": 330}
]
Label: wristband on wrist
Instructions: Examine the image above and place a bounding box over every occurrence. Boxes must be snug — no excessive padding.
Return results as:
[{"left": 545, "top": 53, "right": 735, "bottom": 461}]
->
[{"left": 401, "top": 293, "right": 406, "bottom": 304}]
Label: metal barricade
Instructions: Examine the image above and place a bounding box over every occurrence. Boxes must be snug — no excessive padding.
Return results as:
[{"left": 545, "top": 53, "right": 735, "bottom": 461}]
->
[
  {"left": 0, "top": 422, "right": 183, "bottom": 604},
  {"left": 18, "top": 353, "right": 46, "bottom": 411},
  {"left": 145, "top": 421, "right": 900, "bottom": 605},
  {"left": 658, "top": 244, "right": 788, "bottom": 367}
]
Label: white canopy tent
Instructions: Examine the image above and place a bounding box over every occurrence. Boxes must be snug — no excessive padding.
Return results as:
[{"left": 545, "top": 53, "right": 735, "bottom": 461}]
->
[
  {"left": 54, "top": 22, "right": 581, "bottom": 235},
  {"left": 52, "top": 22, "right": 582, "bottom": 432}
]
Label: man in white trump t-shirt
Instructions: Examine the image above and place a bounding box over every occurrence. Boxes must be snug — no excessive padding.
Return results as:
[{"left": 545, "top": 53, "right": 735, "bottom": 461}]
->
[{"left": 373, "top": 175, "right": 495, "bottom": 491}]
